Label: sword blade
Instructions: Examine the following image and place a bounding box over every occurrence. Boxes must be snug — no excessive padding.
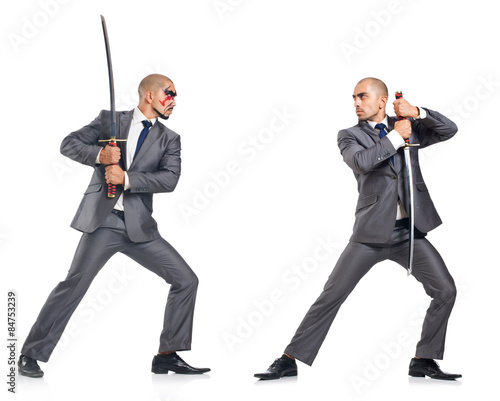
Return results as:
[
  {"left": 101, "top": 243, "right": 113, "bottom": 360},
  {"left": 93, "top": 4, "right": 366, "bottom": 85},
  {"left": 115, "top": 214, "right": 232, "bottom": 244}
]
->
[
  {"left": 100, "top": 15, "right": 116, "bottom": 141},
  {"left": 404, "top": 145, "right": 415, "bottom": 276},
  {"left": 100, "top": 15, "right": 117, "bottom": 198},
  {"left": 396, "top": 91, "right": 419, "bottom": 276}
]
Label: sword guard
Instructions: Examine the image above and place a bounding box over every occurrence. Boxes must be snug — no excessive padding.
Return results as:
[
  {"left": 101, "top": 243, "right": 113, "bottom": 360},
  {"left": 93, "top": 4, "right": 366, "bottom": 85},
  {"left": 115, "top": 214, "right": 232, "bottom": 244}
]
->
[{"left": 404, "top": 143, "right": 420, "bottom": 149}]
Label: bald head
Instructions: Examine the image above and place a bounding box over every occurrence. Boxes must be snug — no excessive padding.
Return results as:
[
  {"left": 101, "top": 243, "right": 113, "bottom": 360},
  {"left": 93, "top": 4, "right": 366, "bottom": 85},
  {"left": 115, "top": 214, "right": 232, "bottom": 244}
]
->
[
  {"left": 137, "top": 74, "right": 177, "bottom": 120},
  {"left": 357, "top": 77, "right": 388, "bottom": 97},
  {"left": 138, "top": 74, "right": 172, "bottom": 99},
  {"left": 353, "top": 77, "right": 388, "bottom": 122}
]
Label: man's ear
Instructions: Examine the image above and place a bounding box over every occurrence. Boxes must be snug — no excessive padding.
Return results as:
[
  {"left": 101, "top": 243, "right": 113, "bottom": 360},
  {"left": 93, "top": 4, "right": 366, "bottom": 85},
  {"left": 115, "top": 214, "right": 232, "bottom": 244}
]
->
[
  {"left": 145, "top": 90, "right": 154, "bottom": 104},
  {"left": 379, "top": 96, "right": 388, "bottom": 109}
]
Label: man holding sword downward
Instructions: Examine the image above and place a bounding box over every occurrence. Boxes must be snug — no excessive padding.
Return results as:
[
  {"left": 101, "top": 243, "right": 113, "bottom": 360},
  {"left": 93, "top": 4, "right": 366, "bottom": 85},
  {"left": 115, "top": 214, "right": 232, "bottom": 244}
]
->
[{"left": 255, "top": 77, "right": 461, "bottom": 381}]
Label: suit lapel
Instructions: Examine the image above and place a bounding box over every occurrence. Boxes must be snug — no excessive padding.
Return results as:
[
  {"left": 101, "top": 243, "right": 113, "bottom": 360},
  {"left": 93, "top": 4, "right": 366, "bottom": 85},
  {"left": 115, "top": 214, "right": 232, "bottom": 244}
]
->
[
  {"left": 358, "top": 119, "right": 400, "bottom": 174},
  {"left": 357, "top": 121, "right": 380, "bottom": 144},
  {"left": 388, "top": 116, "right": 404, "bottom": 174},
  {"left": 129, "top": 121, "right": 162, "bottom": 169},
  {"left": 387, "top": 116, "right": 396, "bottom": 132}
]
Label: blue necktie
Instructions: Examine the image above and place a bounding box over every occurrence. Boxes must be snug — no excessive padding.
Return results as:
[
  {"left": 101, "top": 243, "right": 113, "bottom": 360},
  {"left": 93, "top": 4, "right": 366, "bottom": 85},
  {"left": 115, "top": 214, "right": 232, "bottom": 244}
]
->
[
  {"left": 134, "top": 120, "right": 152, "bottom": 158},
  {"left": 375, "top": 123, "right": 393, "bottom": 164}
]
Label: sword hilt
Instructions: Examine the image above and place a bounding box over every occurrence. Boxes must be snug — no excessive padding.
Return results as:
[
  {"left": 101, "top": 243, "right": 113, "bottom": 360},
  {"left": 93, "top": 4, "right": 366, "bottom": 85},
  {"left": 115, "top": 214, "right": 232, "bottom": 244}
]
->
[
  {"left": 395, "top": 91, "right": 420, "bottom": 148},
  {"left": 395, "top": 91, "right": 407, "bottom": 126},
  {"left": 396, "top": 91, "right": 412, "bottom": 148},
  {"left": 99, "top": 138, "right": 126, "bottom": 198},
  {"left": 107, "top": 139, "right": 117, "bottom": 198}
]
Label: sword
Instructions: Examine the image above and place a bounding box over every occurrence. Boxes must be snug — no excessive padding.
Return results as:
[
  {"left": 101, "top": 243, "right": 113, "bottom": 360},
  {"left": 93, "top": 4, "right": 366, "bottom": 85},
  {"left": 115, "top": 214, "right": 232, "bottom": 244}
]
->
[
  {"left": 395, "top": 91, "right": 419, "bottom": 276},
  {"left": 99, "top": 15, "right": 126, "bottom": 198}
]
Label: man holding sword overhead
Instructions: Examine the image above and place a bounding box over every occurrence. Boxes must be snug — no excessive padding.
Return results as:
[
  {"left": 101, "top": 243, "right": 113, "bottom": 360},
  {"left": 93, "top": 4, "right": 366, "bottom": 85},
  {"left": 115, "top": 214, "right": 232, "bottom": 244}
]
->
[
  {"left": 255, "top": 77, "right": 461, "bottom": 381},
  {"left": 18, "top": 73, "right": 210, "bottom": 378}
]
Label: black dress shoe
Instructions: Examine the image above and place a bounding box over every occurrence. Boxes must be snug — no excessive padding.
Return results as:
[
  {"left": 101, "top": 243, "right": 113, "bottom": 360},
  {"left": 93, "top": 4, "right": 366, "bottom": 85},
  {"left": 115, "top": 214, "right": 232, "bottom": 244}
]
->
[
  {"left": 18, "top": 355, "right": 44, "bottom": 378},
  {"left": 409, "top": 358, "right": 461, "bottom": 380},
  {"left": 254, "top": 355, "right": 298, "bottom": 380},
  {"left": 151, "top": 352, "right": 210, "bottom": 374}
]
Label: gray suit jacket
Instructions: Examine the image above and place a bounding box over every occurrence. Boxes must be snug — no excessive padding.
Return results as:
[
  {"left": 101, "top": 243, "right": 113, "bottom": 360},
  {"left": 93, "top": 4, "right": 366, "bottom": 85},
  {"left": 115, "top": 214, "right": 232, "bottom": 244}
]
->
[
  {"left": 337, "top": 108, "right": 457, "bottom": 244},
  {"left": 60, "top": 109, "right": 181, "bottom": 243}
]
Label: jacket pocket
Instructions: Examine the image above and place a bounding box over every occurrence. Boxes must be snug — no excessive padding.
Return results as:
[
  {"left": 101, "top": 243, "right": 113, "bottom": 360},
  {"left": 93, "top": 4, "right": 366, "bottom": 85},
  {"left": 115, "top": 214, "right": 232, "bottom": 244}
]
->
[
  {"left": 84, "top": 183, "right": 102, "bottom": 195},
  {"left": 356, "top": 193, "right": 378, "bottom": 211}
]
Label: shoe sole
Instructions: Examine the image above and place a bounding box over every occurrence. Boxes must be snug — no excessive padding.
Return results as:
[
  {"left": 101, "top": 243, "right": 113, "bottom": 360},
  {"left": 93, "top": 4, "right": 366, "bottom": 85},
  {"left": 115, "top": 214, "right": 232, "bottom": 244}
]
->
[
  {"left": 152, "top": 367, "right": 170, "bottom": 374},
  {"left": 409, "top": 370, "right": 460, "bottom": 380},
  {"left": 152, "top": 367, "right": 210, "bottom": 374},
  {"left": 255, "top": 370, "right": 298, "bottom": 380},
  {"left": 18, "top": 370, "right": 44, "bottom": 378}
]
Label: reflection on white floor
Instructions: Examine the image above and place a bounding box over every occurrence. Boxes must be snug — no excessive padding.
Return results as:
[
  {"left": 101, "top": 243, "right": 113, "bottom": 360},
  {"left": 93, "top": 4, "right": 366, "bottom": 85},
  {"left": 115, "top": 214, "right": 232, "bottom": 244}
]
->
[{"left": 12, "top": 347, "right": 485, "bottom": 401}]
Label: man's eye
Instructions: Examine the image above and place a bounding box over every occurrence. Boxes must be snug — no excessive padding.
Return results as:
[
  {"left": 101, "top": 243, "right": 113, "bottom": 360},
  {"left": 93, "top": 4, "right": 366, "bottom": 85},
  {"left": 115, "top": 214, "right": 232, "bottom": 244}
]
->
[{"left": 160, "top": 95, "right": 173, "bottom": 106}]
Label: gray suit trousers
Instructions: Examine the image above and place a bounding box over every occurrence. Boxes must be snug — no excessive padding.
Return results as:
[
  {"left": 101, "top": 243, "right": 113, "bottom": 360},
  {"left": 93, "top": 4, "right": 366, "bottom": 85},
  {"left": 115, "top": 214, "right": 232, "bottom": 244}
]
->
[
  {"left": 22, "top": 212, "right": 198, "bottom": 362},
  {"left": 284, "top": 227, "right": 456, "bottom": 366}
]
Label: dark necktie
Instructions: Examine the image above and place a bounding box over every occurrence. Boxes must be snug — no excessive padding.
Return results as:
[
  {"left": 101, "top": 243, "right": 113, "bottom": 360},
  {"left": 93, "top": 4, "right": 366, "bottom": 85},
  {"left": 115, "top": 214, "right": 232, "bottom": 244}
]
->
[
  {"left": 375, "top": 122, "right": 388, "bottom": 138},
  {"left": 375, "top": 123, "right": 393, "bottom": 164},
  {"left": 134, "top": 120, "right": 152, "bottom": 158}
]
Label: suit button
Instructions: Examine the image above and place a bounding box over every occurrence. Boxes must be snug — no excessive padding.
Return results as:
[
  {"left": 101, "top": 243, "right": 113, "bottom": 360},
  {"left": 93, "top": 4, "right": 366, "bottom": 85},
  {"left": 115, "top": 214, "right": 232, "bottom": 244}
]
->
[{"left": 392, "top": 176, "right": 397, "bottom": 180}]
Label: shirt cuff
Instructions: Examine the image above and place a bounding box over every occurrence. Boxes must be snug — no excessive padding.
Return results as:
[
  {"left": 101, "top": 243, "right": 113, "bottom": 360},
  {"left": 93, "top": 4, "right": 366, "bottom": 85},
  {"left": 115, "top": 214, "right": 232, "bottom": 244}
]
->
[
  {"left": 386, "top": 130, "right": 405, "bottom": 149},
  {"left": 96, "top": 148, "right": 103, "bottom": 164},
  {"left": 415, "top": 106, "right": 427, "bottom": 119},
  {"left": 124, "top": 172, "right": 131, "bottom": 190}
]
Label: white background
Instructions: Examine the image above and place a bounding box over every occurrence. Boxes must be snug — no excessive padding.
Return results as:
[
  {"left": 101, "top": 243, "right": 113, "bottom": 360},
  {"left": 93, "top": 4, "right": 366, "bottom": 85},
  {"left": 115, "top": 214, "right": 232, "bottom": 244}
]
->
[{"left": 1, "top": 0, "right": 499, "bottom": 400}]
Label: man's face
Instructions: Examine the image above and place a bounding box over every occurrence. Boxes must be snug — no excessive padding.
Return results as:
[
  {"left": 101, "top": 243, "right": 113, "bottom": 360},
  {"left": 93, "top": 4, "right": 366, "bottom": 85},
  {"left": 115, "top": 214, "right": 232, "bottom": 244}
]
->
[
  {"left": 352, "top": 81, "right": 386, "bottom": 122},
  {"left": 153, "top": 82, "right": 177, "bottom": 119}
]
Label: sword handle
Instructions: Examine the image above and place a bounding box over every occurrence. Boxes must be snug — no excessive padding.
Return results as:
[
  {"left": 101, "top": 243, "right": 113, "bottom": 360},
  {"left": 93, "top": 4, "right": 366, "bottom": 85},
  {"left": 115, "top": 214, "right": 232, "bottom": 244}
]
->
[
  {"left": 395, "top": 91, "right": 409, "bottom": 145},
  {"left": 107, "top": 140, "right": 117, "bottom": 198}
]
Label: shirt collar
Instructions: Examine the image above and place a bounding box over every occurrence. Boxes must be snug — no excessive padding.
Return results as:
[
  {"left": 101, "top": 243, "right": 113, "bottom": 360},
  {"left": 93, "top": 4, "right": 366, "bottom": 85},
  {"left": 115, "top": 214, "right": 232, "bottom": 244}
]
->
[
  {"left": 133, "top": 107, "right": 157, "bottom": 126},
  {"left": 367, "top": 115, "right": 389, "bottom": 130}
]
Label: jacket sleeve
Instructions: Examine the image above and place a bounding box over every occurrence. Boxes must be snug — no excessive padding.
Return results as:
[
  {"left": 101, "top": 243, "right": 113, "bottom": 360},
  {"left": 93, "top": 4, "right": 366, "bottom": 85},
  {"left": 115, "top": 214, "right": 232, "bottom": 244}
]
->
[
  {"left": 338, "top": 129, "right": 396, "bottom": 175},
  {"left": 60, "top": 111, "right": 104, "bottom": 166},
  {"left": 127, "top": 134, "right": 181, "bottom": 194},
  {"left": 412, "top": 108, "right": 458, "bottom": 149}
]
